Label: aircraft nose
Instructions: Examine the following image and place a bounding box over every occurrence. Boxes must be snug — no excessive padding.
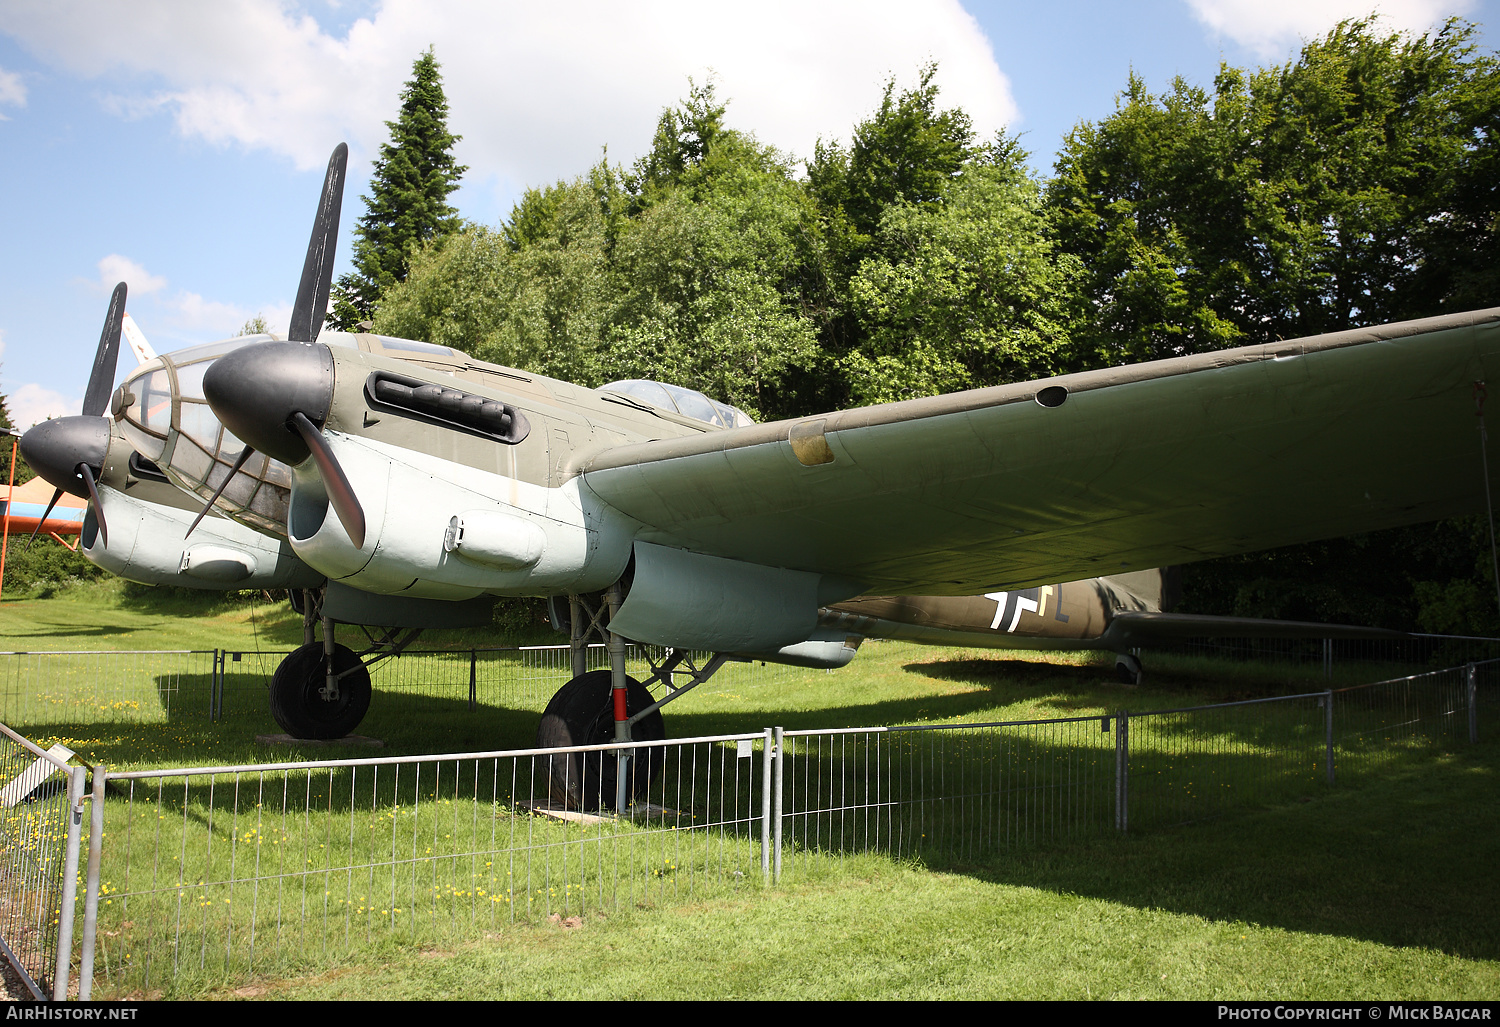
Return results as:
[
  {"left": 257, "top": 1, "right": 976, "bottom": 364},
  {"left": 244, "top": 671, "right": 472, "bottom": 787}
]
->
[
  {"left": 203, "top": 341, "right": 335, "bottom": 465},
  {"left": 18, "top": 415, "right": 111, "bottom": 498}
]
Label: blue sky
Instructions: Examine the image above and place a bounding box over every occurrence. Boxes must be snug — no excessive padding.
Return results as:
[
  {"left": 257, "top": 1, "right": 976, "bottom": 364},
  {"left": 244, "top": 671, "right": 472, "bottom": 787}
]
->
[{"left": 0, "top": 0, "right": 1490, "bottom": 428}]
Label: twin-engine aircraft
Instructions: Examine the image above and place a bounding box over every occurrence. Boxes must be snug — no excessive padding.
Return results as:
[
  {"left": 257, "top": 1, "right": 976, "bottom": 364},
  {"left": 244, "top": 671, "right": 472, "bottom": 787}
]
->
[{"left": 21, "top": 144, "right": 1485, "bottom": 809}]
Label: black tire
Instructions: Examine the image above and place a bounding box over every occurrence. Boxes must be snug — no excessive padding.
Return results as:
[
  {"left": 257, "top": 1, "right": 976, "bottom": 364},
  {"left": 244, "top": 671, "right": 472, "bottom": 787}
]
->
[
  {"left": 535, "top": 670, "right": 665, "bottom": 811},
  {"left": 270, "top": 642, "right": 372, "bottom": 740}
]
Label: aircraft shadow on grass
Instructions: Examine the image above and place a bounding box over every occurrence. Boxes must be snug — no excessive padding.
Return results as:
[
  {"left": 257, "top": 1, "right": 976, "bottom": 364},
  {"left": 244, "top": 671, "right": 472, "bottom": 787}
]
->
[{"left": 34, "top": 672, "right": 1482, "bottom": 963}]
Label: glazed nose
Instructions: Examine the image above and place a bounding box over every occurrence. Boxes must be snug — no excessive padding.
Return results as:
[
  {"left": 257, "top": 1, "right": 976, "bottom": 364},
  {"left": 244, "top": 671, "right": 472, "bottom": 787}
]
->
[
  {"left": 18, "top": 415, "right": 111, "bottom": 498},
  {"left": 202, "top": 341, "right": 335, "bottom": 465}
]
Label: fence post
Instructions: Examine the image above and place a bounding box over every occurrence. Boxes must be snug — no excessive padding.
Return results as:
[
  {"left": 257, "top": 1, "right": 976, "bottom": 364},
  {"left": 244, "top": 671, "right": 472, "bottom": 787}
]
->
[
  {"left": 1469, "top": 663, "right": 1479, "bottom": 744},
  {"left": 52, "top": 765, "right": 86, "bottom": 1001},
  {"left": 468, "top": 650, "right": 477, "bottom": 713},
  {"left": 772, "top": 726, "right": 784, "bottom": 883},
  {"left": 760, "top": 728, "right": 774, "bottom": 883},
  {"left": 1114, "top": 710, "right": 1129, "bottom": 833},
  {"left": 77, "top": 765, "right": 106, "bottom": 1001},
  {"left": 1323, "top": 639, "right": 1332, "bottom": 680},
  {"left": 1325, "top": 689, "right": 1335, "bottom": 785}
]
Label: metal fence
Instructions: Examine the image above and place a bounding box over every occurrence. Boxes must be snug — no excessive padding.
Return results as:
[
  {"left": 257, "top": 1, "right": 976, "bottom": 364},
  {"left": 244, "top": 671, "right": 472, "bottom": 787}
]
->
[
  {"left": 86, "top": 732, "right": 774, "bottom": 993},
  {"left": 0, "top": 724, "right": 86, "bottom": 999},
  {"left": 0, "top": 650, "right": 213, "bottom": 728},
  {"left": 0, "top": 652, "right": 1494, "bottom": 998},
  {"left": 0, "top": 644, "right": 814, "bottom": 734}
]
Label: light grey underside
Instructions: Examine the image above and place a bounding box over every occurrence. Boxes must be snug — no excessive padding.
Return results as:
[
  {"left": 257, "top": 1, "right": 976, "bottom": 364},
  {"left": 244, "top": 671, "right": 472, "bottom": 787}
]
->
[{"left": 580, "top": 308, "right": 1500, "bottom": 596}]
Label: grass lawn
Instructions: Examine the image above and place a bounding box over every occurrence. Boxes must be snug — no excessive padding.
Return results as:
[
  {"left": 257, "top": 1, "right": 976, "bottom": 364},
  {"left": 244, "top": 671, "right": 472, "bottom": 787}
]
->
[
  {"left": 201, "top": 742, "right": 1500, "bottom": 1002},
  {"left": 2, "top": 582, "right": 1496, "bottom": 1000}
]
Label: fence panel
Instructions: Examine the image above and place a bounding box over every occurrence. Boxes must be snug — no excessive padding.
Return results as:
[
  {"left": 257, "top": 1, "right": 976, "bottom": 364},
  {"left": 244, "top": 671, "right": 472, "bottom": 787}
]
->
[
  {"left": 1125, "top": 693, "right": 1328, "bottom": 830},
  {"left": 1328, "top": 667, "right": 1473, "bottom": 782},
  {"left": 90, "top": 733, "right": 771, "bottom": 994},
  {"left": 780, "top": 715, "right": 1118, "bottom": 870},
  {"left": 0, "top": 646, "right": 1489, "bottom": 996},
  {"left": 0, "top": 725, "right": 81, "bottom": 999},
  {"left": 0, "top": 651, "right": 215, "bottom": 728}
]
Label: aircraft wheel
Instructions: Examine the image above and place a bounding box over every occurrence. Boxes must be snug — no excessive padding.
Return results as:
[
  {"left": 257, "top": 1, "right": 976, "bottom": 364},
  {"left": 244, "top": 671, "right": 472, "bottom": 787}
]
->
[
  {"left": 270, "top": 642, "right": 372, "bottom": 740},
  {"left": 1114, "top": 652, "right": 1143, "bottom": 686},
  {"left": 536, "top": 670, "right": 665, "bottom": 811}
]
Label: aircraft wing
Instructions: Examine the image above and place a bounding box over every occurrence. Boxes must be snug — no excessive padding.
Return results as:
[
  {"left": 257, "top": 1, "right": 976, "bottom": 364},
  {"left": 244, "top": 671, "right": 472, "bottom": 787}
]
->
[
  {"left": 1100, "top": 612, "right": 1415, "bottom": 646},
  {"left": 579, "top": 307, "right": 1500, "bottom": 596}
]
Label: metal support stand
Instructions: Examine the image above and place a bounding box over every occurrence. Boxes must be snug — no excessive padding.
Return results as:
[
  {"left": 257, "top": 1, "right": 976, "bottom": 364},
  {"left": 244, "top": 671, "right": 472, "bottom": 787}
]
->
[
  {"left": 211, "top": 649, "right": 226, "bottom": 722},
  {"left": 468, "top": 649, "right": 477, "bottom": 713},
  {"left": 772, "top": 726, "right": 784, "bottom": 883},
  {"left": 1468, "top": 663, "right": 1479, "bottom": 744},
  {"left": 78, "top": 766, "right": 105, "bottom": 1001},
  {"left": 1323, "top": 638, "right": 1333, "bottom": 680},
  {"left": 761, "top": 727, "right": 774, "bottom": 882},
  {"left": 53, "top": 766, "right": 86, "bottom": 1001},
  {"left": 606, "top": 581, "right": 631, "bottom": 814},
  {"left": 1325, "top": 689, "right": 1336, "bottom": 785},
  {"left": 1114, "top": 710, "right": 1129, "bottom": 833}
]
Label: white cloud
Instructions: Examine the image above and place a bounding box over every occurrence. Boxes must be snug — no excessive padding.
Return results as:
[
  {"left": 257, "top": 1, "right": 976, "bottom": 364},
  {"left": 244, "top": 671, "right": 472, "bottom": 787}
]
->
[
  {"left": 0, "top": 65, "right": 25, "bottom": 119},
  {"left": 95, "top": 253, "right": 167, "bottom": 297},
  {"left": 9, "top": 383, "right": 81, "bottom": 430},
  {"left": 1185, "top": 0, "right": 1478, "bottom": 58},
  {"left": 88, "top": 254, "right": 286, "bottom": 338},
  {"left": 164, "top": 290, "right": 250, "bottom": 334},
  {"left": 0, "top": 1, "right": 1014, "bottom": 189},
  {"left": 0, "top": 328, "right": 6, "bottom": 363}
]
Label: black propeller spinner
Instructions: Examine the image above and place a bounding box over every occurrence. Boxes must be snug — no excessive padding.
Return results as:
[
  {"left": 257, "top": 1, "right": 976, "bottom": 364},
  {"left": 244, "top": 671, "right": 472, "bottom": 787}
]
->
[
  {"left": 17, "top": 281, "right": 127, "bottom": 548},
  {"left": 196, "top": 143, "right": 366, "bottom": 549}
]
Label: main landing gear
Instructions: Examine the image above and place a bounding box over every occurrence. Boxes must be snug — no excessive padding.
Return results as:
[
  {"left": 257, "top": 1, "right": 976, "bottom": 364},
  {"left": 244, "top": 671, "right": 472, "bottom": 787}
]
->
[
  {"left": 539, "top": 586, "right": 730, "bottom": 812},
  {"left": 1114, "top": 651, "right": 1143, "bottom": 686},
  {"left": 271, "top": 588, "right": 420, "bottom": 739}
]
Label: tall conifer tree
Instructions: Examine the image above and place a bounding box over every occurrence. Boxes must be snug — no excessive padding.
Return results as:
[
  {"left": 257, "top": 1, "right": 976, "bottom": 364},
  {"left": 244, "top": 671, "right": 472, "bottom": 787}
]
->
[{"left": 330, "top": 48, "right": 466, "bottom": 329}]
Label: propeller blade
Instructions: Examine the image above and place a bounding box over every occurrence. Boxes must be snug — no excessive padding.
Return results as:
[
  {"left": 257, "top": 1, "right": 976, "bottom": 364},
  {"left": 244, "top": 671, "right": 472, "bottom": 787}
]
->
[
  {"left": 288, "top": 143, "right": 348, "bottom": 344},
  {"left": 24, "top": 487, "right": 64, "bottom": 551},
  {"left": 289, "top": 411, "right": 365, "bottom": 549},
  {"left": 82, "top": 282, "right": 127, "bottom": 418},
  {"left": 75, "top": 462, "right": 107, "bottom": 548},
  {"left": 184, "top": 446, "right": 254, "bottom": 540}
]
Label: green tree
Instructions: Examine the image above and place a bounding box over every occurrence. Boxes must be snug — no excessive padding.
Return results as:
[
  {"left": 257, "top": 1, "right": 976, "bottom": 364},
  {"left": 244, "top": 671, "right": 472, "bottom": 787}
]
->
[
  {"left": 375, "top": 165, "right": 623, "bottom": 388},
  {"left": 799, "top": 64, "right": 987, "bottom": 410},
  {"left": 330, "top": 48, "right": 466, "bottom": 330},
  {"left": 377, "top": 86, "right": 828, "bottom": 420},
  {"left": 1049, "top": 18, "right": 1500, "bottom": 367},
  {"left": 0, "top": 382, "right": 30, "bottom": 486},
  {"left": 841, "top": 143, "right": 1079, "bottom": 404},
  {"left": 238, "top": 314, "right": 269, "bottom": 336},
  {"left": 1051, "top": 18, "right": 1500, "bottom": 627}
]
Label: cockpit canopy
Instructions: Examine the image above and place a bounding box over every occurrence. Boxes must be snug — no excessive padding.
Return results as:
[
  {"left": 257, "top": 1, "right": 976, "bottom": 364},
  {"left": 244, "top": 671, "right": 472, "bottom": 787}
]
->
[
  {"left": 113, "top": 334, "right": 295, "bottom": 536},
  {"left": 111, "top": 331, "right": 474, "bottom": 538},
  {"left": 600, "top": 380, "right": 754, "bottom": 429}
]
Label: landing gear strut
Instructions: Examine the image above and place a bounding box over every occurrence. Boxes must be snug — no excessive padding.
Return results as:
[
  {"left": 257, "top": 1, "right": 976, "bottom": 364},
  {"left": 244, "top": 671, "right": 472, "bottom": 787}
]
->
[
  {"left": 270, "top": 641, "right": 371, "bottom": 739},
  {"left": 539, "top": 586, "right": 730, "bottom": 811},
  {"left": 270, "top": 587, "right": 420, "bottom": 739},
  {"left": 536, "top": 670, "right": 664, "bottom": 810}
]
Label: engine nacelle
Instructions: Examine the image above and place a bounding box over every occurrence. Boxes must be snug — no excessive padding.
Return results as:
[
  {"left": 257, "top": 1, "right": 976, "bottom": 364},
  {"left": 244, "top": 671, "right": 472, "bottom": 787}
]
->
[
  {"left": 285, "top": 433, "right": 632, "bottom": 599},
  {"left": 609, "top": 541, "right": 861, "bottom": 652},
  {"left": 82, "top": 485, "right": 322, "bottom": 590}
]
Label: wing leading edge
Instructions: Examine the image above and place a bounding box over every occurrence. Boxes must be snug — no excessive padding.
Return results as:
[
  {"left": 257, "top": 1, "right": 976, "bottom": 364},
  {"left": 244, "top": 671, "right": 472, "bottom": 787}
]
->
[{"left": 579, "top": 308, "right": 1500, "bottom": 595}]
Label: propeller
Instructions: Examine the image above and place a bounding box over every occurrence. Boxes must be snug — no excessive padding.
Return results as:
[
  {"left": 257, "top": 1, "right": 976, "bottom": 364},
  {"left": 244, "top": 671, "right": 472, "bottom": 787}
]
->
[
  {"left": 195, "top": 143, "right": 366, "bottom": 549},
  {"left": 18, "top": 281, "right": 127, "bottom": 548}
]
